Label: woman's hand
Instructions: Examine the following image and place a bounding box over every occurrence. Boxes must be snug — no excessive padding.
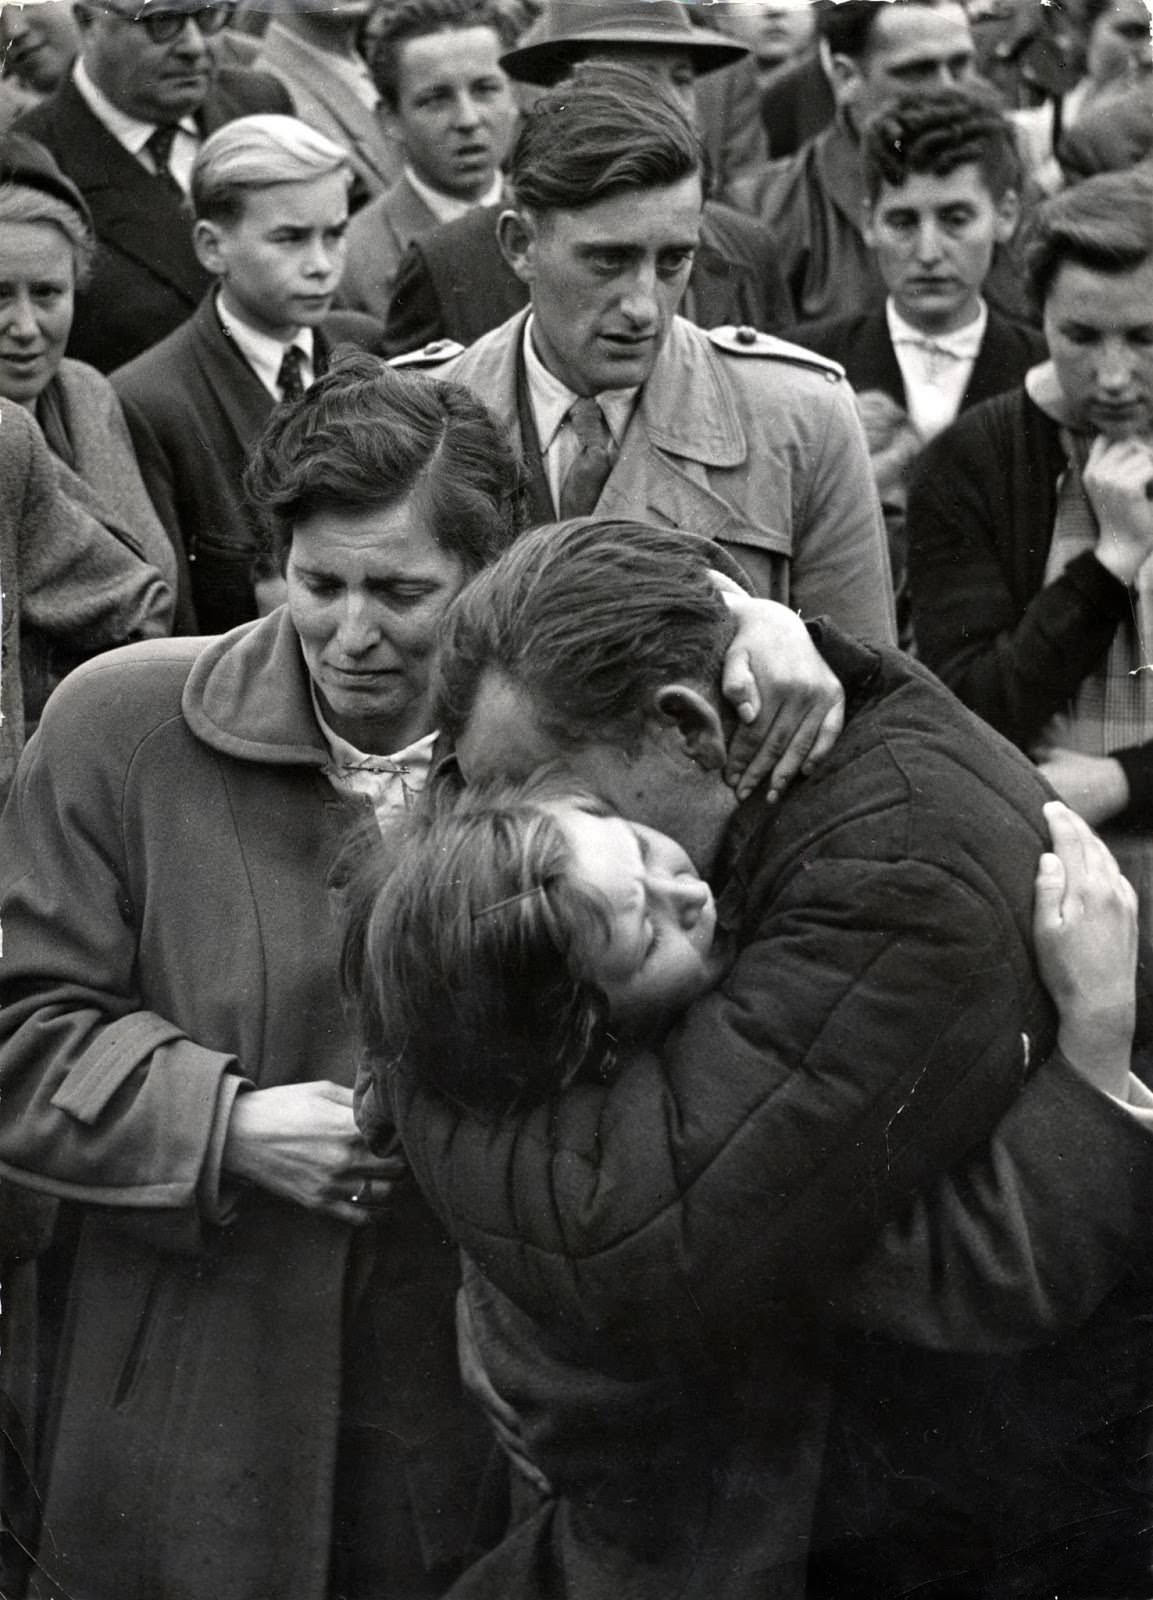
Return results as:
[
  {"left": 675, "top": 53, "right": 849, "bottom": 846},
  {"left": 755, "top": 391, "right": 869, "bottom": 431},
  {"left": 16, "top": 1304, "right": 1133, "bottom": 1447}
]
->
[
  {"left": 1033, "top": 800, "right": 1137, "bottom": 1099},
  {"left": 455, "top": 1292, "right": 552, "bottom": 1497},
  {"left": 222, "top": 1081, "right": 407, "bottom": 1226},
  {"left": 1084, "top": 435, "right": 1153, "bottom": 586},
  {"left": 711, "top": 573, "right": 844, "bottom": 803},
  {"left": 1033, "top": 746, "right": 1129, "bottom": 826}
]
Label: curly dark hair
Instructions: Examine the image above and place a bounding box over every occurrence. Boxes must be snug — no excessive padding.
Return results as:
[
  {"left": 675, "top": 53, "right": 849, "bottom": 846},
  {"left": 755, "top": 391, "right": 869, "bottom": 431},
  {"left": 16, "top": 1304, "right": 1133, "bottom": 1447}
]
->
[
  {"left": 244, "top": 351, "right": 525, "bottom": 574},
  {"left": 861, "top": 84, "right": 1023, "bottom": 204}
]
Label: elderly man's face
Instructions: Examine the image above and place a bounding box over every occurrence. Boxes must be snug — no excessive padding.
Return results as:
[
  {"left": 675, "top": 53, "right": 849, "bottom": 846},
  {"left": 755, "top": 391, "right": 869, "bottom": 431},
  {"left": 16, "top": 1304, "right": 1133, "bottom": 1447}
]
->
[
  {"left": 286, "top": 497, "right": 467, "bottom": 755},
  {"left": 77, "top": 2, "right": 222, "bottom": 122},
  {"left": 503, "top": 174, "right": 702, "bottom": 397},
  {"left": 455, "top": 669, "right": 737, "bottom": 874}
]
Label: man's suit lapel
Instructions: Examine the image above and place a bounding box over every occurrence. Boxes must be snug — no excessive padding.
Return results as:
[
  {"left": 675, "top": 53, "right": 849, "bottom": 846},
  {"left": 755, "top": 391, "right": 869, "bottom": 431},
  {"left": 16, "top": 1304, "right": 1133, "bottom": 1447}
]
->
[
  {"left": 853, "top": 313, "right": 907, "bottom": 409},
  {"left": 52, "top": 80, "right": 208, "bottom": 304},
  {"left": 814, "top": 121, "right": 868, "bottom": 237},
  {"left": 386, "top": 175, "right": 441, "bottom": 259},
  {"left": 598, "top": 324, "right": 789, "bottom": 556},
  {"left": 188, "top": 295, "right": 274, "bottom": 449},
  {"left": 513, "top": 338, "right": 557, "bottom": 527}
]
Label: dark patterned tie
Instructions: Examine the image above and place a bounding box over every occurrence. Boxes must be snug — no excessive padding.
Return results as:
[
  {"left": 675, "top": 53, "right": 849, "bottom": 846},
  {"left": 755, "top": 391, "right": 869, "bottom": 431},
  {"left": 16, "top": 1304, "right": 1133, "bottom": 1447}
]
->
[
  {"left": 558, "top": 396, "right": 613, "bottom": 518},
  {"left": 145, "top": 124, "right": 183, "bottom": 198},
  {"left": 277, "top": 345, "right": 307, "bottom": 402}
]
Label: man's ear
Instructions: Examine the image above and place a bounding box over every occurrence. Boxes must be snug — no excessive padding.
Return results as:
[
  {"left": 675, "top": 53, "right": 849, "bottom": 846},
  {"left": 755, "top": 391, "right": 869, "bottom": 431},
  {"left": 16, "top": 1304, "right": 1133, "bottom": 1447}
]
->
[
  {"left": 993, "top": 188, "right": 1021, "bottom": 245},
  {"left": 497, "top": 207, "right": 537, "bottom": 286},
  {"left": 828, "top": 50, "right": 865, "bottom": 112},
  {"left": 378, "top": 102, "right": 403, "bottom": 152},
  {"left": 653, "top": 685, "right": 727, "bottom": 773},
  {"left": 192, "top": 218, "right": 227, "bottom": 277},
  {"left": 861, "top": 196, "right": 876, "bottom": 248}
]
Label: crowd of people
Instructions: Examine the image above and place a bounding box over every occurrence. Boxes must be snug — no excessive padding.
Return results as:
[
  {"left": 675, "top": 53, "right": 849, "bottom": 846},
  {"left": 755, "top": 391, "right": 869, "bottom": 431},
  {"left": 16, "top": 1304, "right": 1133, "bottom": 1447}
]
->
[{"left": 0, "top": 0, "right": 1151, "bottom": 1597}]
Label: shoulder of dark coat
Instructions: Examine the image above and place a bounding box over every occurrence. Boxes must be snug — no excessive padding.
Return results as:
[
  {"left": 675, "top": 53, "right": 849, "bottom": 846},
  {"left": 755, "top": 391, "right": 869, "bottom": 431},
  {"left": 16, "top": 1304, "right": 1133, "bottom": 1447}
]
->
[
  {"left": 706, "top": 325, "right": 845, "bottom": 378},
  {"left": 321, "top": 308, "right": 386, "bottom": 353},
  {"left": 700, "top": 199, "right": 776, "bottom": 259}
]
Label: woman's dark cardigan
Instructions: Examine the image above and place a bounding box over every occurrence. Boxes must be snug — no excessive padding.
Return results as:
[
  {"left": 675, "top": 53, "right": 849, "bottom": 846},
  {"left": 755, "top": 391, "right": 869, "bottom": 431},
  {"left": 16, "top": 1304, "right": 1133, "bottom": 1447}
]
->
[{"left": 908, "top": 383, "right": 1153, "bottom": 825}]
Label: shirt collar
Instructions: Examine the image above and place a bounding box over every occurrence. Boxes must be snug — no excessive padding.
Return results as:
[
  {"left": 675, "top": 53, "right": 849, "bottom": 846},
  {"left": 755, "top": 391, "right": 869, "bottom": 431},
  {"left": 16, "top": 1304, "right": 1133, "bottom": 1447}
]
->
[
  {"left": 216, "top": 291, "right": 314, "bottom": 394},
  {"left": 521, "top": 315, "right": 638, "bottom": 451},
  {"left": 404, "top": 164, "right": 503, "bottom": 227},
  {"left": 886, "top": 297, "right": 987, "bottom": 359},
  {"left": 310, "top": 681, "right": 438, "bottom": 819},
  {"left": 73, "top": 57, "right": 198, "bottom": 151}
]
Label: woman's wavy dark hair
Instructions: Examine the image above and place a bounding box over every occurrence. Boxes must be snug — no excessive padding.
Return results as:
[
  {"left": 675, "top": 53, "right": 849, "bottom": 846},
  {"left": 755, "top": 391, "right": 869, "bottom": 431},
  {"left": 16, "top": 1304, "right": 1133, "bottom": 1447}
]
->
[
  {"left": 862, "top": 85, "right": 1023, "bottom": 205},
  {"left": 1022, "top": 167, "right": 1153, "bottom": 310},
  {"left": 343, "top": 772, "right": 619, "bottom": 1118},
  {"left": 244, "top": 351, "right": 527, "bottom": 573}
]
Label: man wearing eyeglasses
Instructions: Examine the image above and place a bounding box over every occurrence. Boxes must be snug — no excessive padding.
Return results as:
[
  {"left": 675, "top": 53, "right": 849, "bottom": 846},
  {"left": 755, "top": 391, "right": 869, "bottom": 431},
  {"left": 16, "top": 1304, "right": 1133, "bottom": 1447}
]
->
[{"left": 15, "top": 1, "right": 292, "bottom": 371}]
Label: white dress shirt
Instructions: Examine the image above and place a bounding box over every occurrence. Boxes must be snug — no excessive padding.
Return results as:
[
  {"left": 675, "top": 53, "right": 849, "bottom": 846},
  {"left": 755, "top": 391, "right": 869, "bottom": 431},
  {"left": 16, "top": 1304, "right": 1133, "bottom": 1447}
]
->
[
  {"left": 521, "top": 316, "right": 638, "bottom": 511},
  {"left": 73, "top": 58, "right": 199, "bottom": 192},
  {"left": 887, "top": 297, "right": 987, "bottom": 442},
  {"left": 216, "top": 293, "right": 315, "bottom": 401},
  {"left": 404, "top": 165, "right": 503, "bottom": 227}
]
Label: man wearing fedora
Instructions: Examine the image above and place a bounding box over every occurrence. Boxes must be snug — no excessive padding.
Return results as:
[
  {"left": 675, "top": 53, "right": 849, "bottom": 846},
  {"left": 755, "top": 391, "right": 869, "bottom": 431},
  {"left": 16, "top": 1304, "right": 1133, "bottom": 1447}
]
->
[
  {"left": 398, "top": 66, "right": 895, "bottom": 645},
  {"left": 381, "top": 0, "right": 793, "bottom": 358}
]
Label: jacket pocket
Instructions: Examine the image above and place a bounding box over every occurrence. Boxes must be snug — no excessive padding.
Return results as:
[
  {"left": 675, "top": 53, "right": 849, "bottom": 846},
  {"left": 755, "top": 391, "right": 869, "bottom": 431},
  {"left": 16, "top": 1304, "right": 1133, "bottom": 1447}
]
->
[{"left": 111, "top": 1265, "right": 166, "bottom": 1411}]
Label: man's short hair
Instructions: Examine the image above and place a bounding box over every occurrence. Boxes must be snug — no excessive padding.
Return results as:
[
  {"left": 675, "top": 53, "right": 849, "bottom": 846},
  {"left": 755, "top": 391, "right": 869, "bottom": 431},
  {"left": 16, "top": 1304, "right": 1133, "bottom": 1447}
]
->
[
  {"left": 435, "top": 517, "right": 733, "bottom": 749},
  {"left": 508, "top": 60, "right": 703, "bottom": 215},
  {"left": 1022, "top": 167, "right": 1153, "bottom": 308},
  {"left": 862, "top": 85, "right": 1023, "bottom": 203},
  {"left": 245, "top": 352, "right": 525, "bottom": 574},
  {"left": 820, "top": 0, "right": 951, "bottom": 61},
  {"left": 192, "top": 114, "right": 351, "bottom": 226},
  {"left": 369, "top": 0, "right": 515, "bottom": 111}
]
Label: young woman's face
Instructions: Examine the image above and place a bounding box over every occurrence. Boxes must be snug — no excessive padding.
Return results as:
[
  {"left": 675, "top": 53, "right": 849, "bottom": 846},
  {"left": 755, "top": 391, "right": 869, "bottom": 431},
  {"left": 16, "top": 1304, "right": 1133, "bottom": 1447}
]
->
[{"left": 548, "top": 800, "right": 726, "bottom": 1038}]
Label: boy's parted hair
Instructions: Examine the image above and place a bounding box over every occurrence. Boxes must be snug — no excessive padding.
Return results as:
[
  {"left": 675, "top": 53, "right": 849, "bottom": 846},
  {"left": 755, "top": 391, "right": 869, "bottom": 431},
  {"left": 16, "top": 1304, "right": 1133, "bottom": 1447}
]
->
[
  {"left": 1022, "top": 168, "right": 1153, "bottom": 309},
  {"left": 862, "top": 85, "right": 1023, "bottom": 204},
  {"left": 191, "top": 114, "right": 351, "bottom": 226},
  {"left": 244, "top": 351, "right": 525, "bottom": 572},
  {"left": 344, "top": 773, "right": 618, "bottom": 1116},
  {"left": 508, "top": 60, "right": 703, "bottom": 215},
  {"left": 369, "top": 0, "right": 516, "bottom": 110},
  {"left": 434, "top": 516, "right": 734, "bottom": 750}
]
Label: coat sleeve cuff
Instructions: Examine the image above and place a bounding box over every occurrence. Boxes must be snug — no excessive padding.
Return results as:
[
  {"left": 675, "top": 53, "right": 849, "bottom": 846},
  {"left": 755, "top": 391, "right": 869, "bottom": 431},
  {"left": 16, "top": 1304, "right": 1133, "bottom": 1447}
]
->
[{"left": 197, "top": 1071, "right": 253, "bottom": 1226}]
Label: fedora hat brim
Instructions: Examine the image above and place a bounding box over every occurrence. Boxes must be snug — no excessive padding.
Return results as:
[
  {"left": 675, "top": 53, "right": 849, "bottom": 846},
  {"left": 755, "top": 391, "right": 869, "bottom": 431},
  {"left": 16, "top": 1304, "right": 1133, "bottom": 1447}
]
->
[{"left": 501, "top": 21, "right": 748, "bottom": 86}]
